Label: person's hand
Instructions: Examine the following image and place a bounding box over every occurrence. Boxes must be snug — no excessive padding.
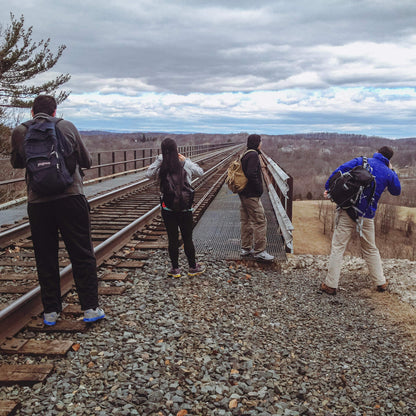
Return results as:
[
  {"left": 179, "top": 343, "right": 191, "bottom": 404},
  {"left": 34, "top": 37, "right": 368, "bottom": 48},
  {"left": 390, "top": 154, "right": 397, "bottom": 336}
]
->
[
  {"left": 324, "top": 190, "right": 329, "bottom": 199},
  {"left": 178, "top": 153, "right": 186, "bottom": 162}
]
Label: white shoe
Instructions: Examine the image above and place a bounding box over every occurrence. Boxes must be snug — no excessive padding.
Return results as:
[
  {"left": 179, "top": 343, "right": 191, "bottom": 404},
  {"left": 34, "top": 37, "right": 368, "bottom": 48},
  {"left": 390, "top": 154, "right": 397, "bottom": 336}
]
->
[
  {"left": 241, "top": 248, "right": 255, "bottom": 257},
  {"left": 84, "top": 307, "right": 105, "bottom": 322},
  {"left": 254, "top": 250, "right": 274, "bottom": 262},
  {"left": 44, "top": 311, "right": 60, "bottom": 326}
]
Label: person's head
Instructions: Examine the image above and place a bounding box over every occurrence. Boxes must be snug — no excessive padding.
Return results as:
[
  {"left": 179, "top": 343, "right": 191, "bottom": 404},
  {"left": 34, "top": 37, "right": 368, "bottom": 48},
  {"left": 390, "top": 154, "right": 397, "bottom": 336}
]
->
[
  {"left": 247, "top": 134, "right": 261, "bottom": 150},
  {"left": 32, "top": 95, "right": 57, "bottom": 117},
  {"left": 161, "top": 137, "right": 178, "bottom": 156},
  {"left": 160, "top": 137, "right": 181, "bottom": 177},
  {"left": 378, "top": 146, "right": 394, "bottom": 160}
]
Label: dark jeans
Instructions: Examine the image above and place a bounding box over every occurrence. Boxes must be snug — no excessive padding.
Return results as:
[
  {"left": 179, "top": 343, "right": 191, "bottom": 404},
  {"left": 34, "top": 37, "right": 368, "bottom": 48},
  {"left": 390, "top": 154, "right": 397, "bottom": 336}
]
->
[
  {"left": 28, "top": 195, "right": 99, "bottom": 313},
  {"left": 161, "top": 209, "right": 196, "bottom": 269}
]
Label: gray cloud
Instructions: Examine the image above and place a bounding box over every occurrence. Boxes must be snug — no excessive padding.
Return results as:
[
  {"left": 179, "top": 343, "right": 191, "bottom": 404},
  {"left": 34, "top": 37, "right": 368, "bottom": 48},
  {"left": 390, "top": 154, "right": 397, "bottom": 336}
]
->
[
  {"left": 4, "top": 0, "right": 415, "bottom": 93},
  {"left": 1, "top": 0, "right": 416, "bottom": 136}
]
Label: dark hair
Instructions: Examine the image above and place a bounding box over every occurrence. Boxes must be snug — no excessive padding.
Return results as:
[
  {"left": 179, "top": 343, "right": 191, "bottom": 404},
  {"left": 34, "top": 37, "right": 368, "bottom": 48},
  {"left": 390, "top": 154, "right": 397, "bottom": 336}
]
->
[
  {"left": 378, "top": 146, "right": 394, "bottom": 160},
  {"left": 247, "top": 134, "right": 261, "bottom": 150},
  {"left": 32, "top": 95, "right": 57, "bottom": 116},
  {"left": 159, "top": 138, "right": 182, "bottom": 183}
]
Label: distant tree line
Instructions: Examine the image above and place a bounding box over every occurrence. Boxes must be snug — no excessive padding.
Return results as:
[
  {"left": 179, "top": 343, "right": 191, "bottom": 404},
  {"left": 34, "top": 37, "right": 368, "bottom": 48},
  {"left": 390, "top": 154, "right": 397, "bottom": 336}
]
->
[{"left": 261, "top": 133, "right": 416, "bottom": 207}]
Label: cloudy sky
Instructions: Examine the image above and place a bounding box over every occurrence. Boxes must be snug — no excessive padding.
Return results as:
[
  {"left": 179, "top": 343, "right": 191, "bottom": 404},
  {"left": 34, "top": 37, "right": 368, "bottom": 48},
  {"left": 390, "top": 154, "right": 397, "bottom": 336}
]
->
[{"left": 1, "top": 0, "right": 416, "bottom": 138}]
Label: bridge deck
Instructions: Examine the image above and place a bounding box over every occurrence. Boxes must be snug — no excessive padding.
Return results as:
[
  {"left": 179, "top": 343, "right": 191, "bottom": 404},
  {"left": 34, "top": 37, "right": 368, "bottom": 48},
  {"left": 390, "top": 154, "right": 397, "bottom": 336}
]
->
[
  {"left": 193, "top": 184, "right": 286, "bottom": 261},
  {"left": 1, "top": 172, "right": 287, "bottom": 263}
]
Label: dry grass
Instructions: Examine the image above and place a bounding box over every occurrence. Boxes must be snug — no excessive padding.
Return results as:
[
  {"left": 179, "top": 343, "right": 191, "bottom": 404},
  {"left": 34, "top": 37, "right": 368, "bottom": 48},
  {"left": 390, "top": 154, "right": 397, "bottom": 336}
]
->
[
  {"left": 293, "top": 200, "right": 416, "bottom": 258},
  {"left": 292, "top": 200, "right": 332, "bottom": 255},
  {"left": 361, "top": 288, "right": 416, "bottom": 347}
]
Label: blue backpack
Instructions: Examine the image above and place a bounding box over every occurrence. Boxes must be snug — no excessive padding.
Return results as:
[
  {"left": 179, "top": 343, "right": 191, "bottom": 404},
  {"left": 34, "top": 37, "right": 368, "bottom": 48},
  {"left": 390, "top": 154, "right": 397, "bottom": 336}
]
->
[{"left": 23, "top": 118, "right": 74, "bottom": 196}]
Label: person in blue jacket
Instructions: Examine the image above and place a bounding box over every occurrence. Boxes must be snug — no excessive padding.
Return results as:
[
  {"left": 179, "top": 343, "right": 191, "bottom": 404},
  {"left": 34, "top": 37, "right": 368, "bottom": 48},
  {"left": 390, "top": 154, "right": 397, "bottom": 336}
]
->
[{"left": 320, "top": 146, "right": 401, "bottom": 295}]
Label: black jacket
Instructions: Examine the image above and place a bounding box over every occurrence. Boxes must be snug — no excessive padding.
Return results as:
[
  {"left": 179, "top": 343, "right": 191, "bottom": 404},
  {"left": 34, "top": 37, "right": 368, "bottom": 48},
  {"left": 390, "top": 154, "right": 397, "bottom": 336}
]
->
[{"left": 239, "top": 149, "right": 263, "bottom": 197}]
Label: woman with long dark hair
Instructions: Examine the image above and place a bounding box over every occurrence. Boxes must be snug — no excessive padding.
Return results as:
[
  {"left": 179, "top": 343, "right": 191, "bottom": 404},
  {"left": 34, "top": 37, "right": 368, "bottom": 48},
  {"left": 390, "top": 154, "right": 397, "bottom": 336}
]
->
[{"left": 147, "top": 138, "right": 205, "bottom": 277}]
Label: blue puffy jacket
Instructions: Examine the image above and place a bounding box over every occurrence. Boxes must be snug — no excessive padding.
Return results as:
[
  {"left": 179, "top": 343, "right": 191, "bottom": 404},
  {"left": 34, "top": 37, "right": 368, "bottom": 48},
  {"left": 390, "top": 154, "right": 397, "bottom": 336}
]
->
[{"left": 325, "top": 153, "right": 401, "bottom": 218}]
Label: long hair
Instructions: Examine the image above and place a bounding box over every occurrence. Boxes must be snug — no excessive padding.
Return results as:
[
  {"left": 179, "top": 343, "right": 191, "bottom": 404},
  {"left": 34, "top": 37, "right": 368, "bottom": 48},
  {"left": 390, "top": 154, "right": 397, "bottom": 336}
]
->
[{"left": 159, "top": 138, "right": 182, "bottom": 184}]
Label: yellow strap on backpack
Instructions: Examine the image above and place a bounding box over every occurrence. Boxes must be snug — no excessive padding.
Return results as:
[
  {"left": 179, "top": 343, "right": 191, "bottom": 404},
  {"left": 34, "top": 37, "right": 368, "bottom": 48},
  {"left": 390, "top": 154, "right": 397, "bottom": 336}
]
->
[{"left": 225, "top": 149, "right": 256, "bottom": 193}]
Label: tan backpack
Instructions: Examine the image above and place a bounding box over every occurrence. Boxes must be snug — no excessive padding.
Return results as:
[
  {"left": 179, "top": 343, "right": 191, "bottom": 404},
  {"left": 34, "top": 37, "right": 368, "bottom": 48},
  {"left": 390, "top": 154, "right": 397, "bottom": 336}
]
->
[{"left": 225, "top": 149, "right": 256, "bottom": 193}]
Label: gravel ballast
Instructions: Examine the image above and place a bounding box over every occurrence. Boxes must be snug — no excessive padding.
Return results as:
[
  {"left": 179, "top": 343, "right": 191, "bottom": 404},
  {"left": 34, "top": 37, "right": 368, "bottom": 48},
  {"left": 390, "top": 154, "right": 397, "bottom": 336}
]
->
[{"left": 1, "top": 251, "right": 416, "bottom": 415}]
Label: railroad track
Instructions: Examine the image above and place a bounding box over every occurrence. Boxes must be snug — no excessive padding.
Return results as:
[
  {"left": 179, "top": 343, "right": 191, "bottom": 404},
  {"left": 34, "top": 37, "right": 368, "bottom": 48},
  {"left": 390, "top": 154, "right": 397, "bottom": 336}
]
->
[{"left": 0, "top": 147, "right": 241, "bottom": 403}]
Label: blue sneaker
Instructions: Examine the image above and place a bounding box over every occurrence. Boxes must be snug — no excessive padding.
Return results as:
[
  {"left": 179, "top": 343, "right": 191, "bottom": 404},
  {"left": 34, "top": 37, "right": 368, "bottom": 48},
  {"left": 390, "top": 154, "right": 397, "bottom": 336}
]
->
[
  {"left": 44, "top": 311, "right": 60, "bottom": 326},
  {"left": 84, "top": 307, "right": 105, "bottom": 322}
]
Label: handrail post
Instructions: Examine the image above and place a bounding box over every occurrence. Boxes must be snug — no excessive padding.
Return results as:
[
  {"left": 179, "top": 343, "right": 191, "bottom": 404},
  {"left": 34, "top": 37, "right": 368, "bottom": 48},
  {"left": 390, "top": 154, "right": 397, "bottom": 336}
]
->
[{"left": 97, "top": 153, "right": 101, "bottom": 178}]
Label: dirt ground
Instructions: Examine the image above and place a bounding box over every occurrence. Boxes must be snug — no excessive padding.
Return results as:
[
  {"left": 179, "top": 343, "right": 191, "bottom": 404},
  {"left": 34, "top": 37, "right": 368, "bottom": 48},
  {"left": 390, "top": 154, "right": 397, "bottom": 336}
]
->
[
  {"left": 292, "top": 200, "right": 416, "bottom": 256},
  {"left": 291, "top": 200, "right": 416, "bottom": 346},
  {"left": 292, "top": 200, "right": 332, "bottom": 255}
]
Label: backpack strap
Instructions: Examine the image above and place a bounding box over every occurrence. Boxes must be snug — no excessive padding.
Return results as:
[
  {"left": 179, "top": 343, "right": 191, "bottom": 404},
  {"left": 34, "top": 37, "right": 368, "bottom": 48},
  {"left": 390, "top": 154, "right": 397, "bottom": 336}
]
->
[
  {"left": 241, "top": 149, "right": 257, "bottom": 159},
  {"left": 354, "top": 155, "right": 376, "bottom": 216}
]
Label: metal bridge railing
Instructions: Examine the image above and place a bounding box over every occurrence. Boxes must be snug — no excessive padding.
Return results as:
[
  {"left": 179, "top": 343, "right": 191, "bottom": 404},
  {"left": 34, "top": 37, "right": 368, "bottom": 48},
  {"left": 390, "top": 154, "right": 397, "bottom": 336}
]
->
[
  {"left": 261, "top": 151, "right": 294, "bottom": 253},
  {"left": 0, "top": 143, "right": 236, "bottom": 198}
]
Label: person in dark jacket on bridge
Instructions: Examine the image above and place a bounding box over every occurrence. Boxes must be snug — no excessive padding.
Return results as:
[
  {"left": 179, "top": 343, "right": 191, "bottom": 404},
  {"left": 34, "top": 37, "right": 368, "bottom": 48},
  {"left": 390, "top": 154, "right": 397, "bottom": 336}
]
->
[
  {"left": 146, "top": 138, "right": 205, "bottom": 278},
  {"left": 238, "top": 134, "right": 274, "bottom": 262},
  {"left": 10, "top": 95, "right": 104, "bottom": 325},
  {"left": 320, "top": 146, "right": 401, "bottom": 295}
]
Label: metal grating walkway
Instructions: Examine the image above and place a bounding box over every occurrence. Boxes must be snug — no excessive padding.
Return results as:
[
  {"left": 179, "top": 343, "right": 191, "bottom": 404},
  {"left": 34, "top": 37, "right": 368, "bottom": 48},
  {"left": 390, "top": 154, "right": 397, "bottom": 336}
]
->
[{"left": 193, "top": 184, "right": 287, "bottom": 261}]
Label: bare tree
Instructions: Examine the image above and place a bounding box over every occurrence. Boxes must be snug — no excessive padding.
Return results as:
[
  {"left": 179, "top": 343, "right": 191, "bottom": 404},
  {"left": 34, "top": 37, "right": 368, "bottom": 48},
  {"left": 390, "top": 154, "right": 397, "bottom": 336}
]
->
[
  {"left": 376, "top": 204, "right": 398, "bottom": 235},
  {"left": 404, "top": 213, "right": 414, "bottom": 238},
  {"left": 319, "top": 199, "right": 335, "bottom": 235}
]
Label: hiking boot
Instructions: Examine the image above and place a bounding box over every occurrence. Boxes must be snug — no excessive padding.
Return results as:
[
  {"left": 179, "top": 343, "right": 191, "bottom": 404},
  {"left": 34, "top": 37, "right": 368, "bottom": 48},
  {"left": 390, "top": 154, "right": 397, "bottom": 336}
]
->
[
  {"left": 377, "top": 281, "right": 389, "bottom": 292},
  {"left": 188, "top": 263, "right": 206, "bottom": 277},
  {"left": 320, "top": 282, "right": 337, "bottom": 295},
  {"left": 253, "top": 250, "right": 274, "bottom": 262},
  {"left": 84, "top": 307, "right": 105, "bottom": 323},
  {"left": 241, "top": 248, "right": 255, "bottom": 257},
  {"left": 167, "top": 268, "right": 181, "bottom": 278},
  {"left": 43, "top": 311, "right": 60, "bottom": 326}
]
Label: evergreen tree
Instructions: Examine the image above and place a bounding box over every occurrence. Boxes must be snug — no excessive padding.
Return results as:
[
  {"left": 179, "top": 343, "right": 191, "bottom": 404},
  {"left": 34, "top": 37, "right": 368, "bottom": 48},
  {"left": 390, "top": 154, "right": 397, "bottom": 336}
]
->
[{"left": 0, "top": 13, "right": 70, "bottom": 111}]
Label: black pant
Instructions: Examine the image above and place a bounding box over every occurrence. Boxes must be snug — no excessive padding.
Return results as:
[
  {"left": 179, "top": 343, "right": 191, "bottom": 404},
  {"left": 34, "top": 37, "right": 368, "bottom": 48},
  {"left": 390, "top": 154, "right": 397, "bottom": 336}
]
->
[
  {"left": 28, "top": 195, "right": 99, "bottom": 313},
  {"left": 161, "top": 209, "right": 196, "bottom": 269}
]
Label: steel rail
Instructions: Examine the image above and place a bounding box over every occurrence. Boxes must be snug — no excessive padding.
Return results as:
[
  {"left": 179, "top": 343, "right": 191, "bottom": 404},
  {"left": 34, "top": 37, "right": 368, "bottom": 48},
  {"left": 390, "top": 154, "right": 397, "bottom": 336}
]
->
[
  {"left": 0, "top": 154, "right": 236, "bottom": 344},
  {"left": 0, "top": 146, "right": 241, "bottom": 248}
]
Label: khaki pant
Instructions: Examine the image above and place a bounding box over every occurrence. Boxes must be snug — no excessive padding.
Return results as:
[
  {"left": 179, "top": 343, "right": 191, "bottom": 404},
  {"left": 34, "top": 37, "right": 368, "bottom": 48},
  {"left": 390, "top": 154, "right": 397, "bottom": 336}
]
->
[
  {"left": 325, "top": 209, "right": 385, "bottom": 289},
  {"left": 239, "top": 195, "right": 267, "bottom": 254}
]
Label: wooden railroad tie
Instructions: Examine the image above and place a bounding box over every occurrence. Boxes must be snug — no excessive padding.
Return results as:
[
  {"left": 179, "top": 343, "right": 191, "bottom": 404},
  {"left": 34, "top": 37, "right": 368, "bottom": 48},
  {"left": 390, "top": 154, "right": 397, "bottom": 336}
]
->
[
  {"left": 26, "top": 317, "right": 89, "bottom": 332},
  {"left": 134, "top": 241, "right": 168, "bottom": 249},
  {"left": 0, "top": 273, "right": 37, "bottom": 281},
  {"left": 0, "top": 338, "right": 73, "bottom": 356},
  {"left": 0, "top": 399, "right": 20, "bottom": 416},
  {"left": 98, "top": 286, "right": 126, "bottom": 295},
  {"left": 100, "top": 272, "right": 128, "bottom": 281},
  {"left": 0, "top": 285, "right": 37, "bottom": 294},
  {"left": 0, "top": 364, "right": 54, "bottom": 386}
]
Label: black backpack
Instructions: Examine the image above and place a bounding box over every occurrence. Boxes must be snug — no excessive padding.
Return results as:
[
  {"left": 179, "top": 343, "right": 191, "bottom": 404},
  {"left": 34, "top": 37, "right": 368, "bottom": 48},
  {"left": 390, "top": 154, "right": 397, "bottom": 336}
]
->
[
  {"left": 161, "top": 164, "right": 195, "bottom": 211},
  {"left": 327, "top": 156, "right": 376, "bottom": 219},
  {"left": 23, "top": 118, "right": 75, "bottom": 196}
]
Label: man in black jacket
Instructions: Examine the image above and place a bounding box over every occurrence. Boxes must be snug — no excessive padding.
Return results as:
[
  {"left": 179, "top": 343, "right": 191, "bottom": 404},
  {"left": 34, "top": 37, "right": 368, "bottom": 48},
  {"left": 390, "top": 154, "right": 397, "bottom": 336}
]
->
[
  {"left": 11, "top": 95, "right": 105, "bottom": 326},
  {"left": 239, "top": 134, "right": 274, "bottom": 261}
]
